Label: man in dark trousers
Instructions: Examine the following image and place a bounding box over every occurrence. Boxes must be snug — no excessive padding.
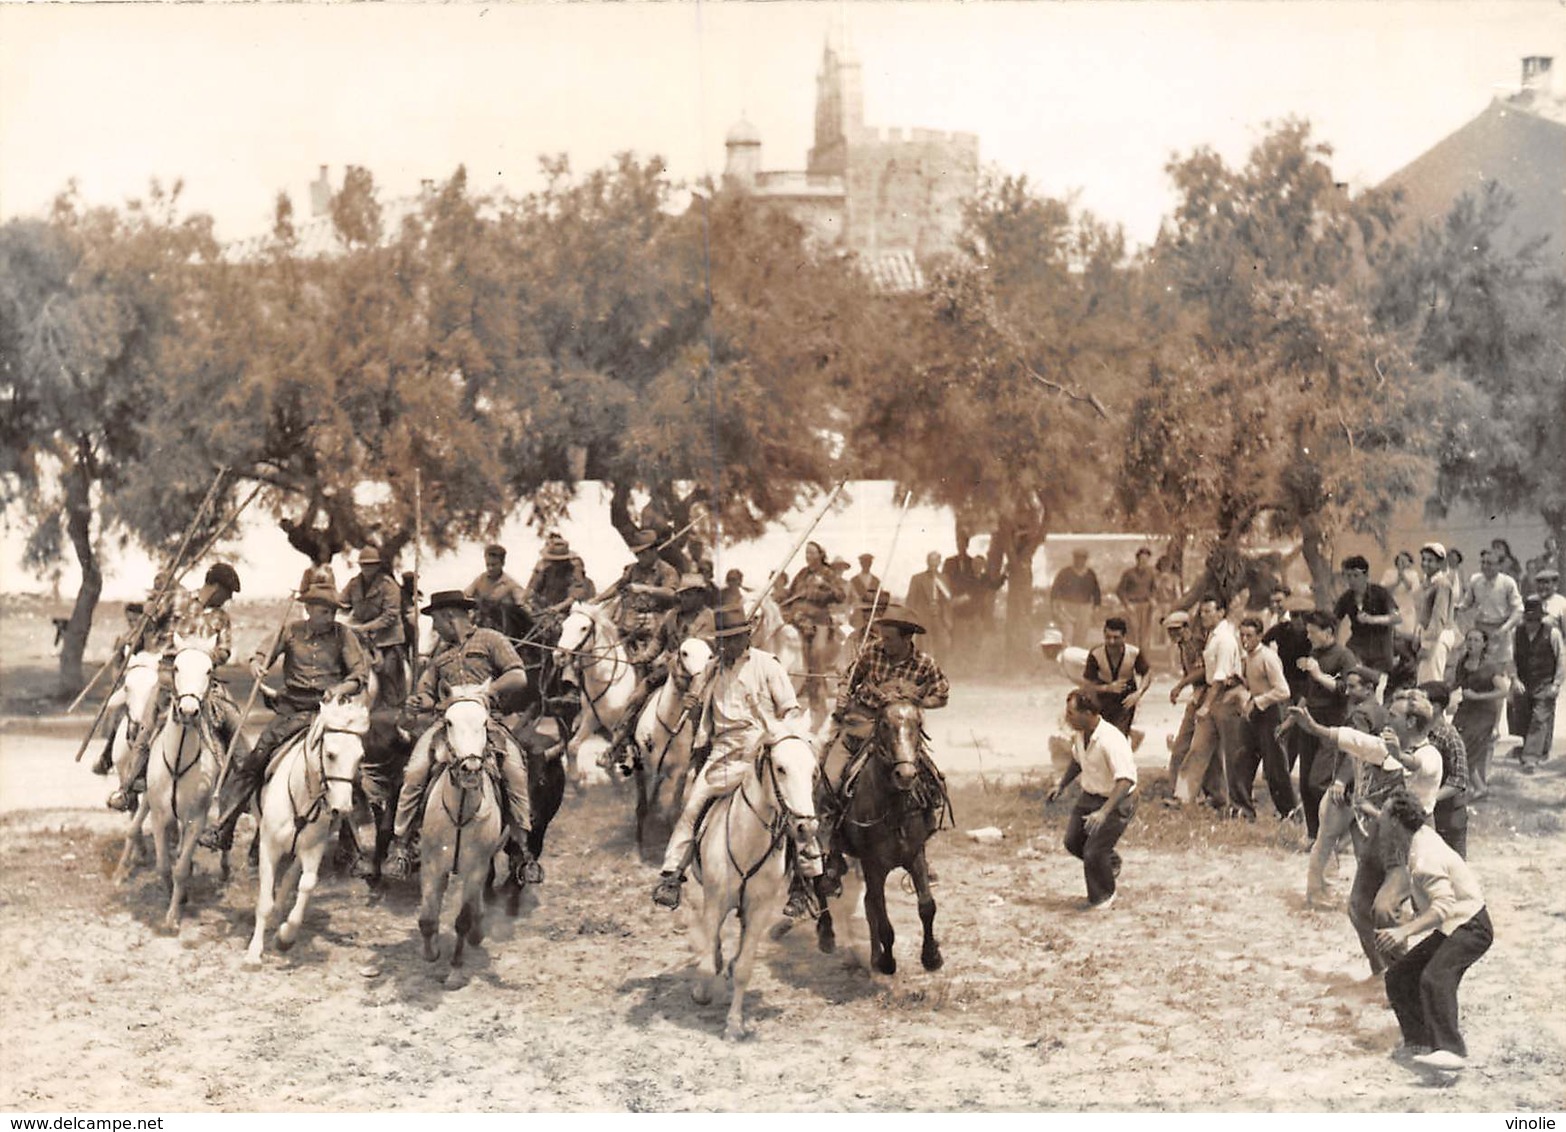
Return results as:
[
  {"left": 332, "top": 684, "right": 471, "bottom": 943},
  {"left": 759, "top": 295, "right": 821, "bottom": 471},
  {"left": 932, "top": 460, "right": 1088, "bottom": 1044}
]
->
[{"left": 1045, "top": 689, "right": 1137, "bottom": 910}]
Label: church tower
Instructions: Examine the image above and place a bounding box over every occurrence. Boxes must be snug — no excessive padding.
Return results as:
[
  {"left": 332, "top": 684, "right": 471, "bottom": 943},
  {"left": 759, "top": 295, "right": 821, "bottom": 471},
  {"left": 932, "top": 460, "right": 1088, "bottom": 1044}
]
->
[
  {"left": 807, "top": 34, "right": 863, "bottom": 176},
  {"left": 724, "top": 117, "right": 762, "bottom": 189}
]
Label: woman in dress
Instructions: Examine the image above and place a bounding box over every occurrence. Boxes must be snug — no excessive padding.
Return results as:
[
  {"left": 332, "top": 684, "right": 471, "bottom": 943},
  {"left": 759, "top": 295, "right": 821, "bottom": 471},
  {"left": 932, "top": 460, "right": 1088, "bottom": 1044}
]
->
[{"left": 1446, "top": 627, "right": 1510, "bottom": 800}]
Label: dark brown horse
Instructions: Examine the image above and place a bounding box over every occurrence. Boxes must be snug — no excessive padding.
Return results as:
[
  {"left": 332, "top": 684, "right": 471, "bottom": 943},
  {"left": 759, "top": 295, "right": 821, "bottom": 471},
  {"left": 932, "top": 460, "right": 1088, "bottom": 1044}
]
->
[{"left": 816, "top": 699, "right": 947, "bottom": 975}]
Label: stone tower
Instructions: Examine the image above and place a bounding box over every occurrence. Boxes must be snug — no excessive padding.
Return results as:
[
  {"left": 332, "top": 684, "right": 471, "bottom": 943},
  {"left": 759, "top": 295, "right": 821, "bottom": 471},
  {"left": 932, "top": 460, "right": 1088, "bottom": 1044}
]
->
[
  {"left": 724, "top": 117, "right": 762, "bottom": 189},
  {"left": 807, "top": 37, "right": 864, "bottom": 177}
]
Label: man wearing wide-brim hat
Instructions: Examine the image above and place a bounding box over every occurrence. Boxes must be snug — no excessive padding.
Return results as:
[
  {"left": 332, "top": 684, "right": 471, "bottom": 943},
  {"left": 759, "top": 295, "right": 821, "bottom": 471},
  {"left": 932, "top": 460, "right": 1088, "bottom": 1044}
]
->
[
  {"left": 609, "top": 527, "right": 680, "bottom": 659},
  {"left": 106, "top": 562, "right": 246, "bottom": 813},
  {"left": 382, "top": 590, "right": 540, "bottom": 884},
  {"left": 341, "top": 546, "right": 408, "bottom": 709},
  {"left": 652, "top": 601, "right": 813, "bottom": 910},
  {"left": 200, "top": 580, "right": 373, "bottom": 854},
  {"left": 523, "top": 532, "right": 593, "bottom": 619},
  {"left": 825, "top": 602, "right": 950, "bottom": 788}
]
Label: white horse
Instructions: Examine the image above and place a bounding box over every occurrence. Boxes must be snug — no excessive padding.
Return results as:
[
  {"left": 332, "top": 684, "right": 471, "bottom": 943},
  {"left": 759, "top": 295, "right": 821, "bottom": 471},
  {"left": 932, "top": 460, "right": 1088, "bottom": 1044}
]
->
[
  {"left": 555, "top": 602, "right": 639, "bottom": 784},
  {"left": 106, "top": 649, "right": 163, "bottom": 824},
  {"left": 244, "top": 693, "right": 371, "bottom": 965},
  {"left": 416, "top": 682, "right": 507, "bottom": 978},
  {"left": 631, "top": 636, "right": 713, "bottom": 848},
  {"left": 684, "top": 726, "right": 820, "bottom": 1041},
  {"left": 115, "top": 635, "right": 222, "bottom": 931}
]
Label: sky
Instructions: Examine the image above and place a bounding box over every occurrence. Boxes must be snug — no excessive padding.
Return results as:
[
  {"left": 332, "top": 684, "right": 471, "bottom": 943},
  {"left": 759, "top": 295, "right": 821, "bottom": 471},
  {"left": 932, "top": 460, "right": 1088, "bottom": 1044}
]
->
[
  {"left": 2, "top": 0, "right": 1564, "bottom": 600},
  {"left": 3, "top": 1, "right": 1564, "bottom": 251}
]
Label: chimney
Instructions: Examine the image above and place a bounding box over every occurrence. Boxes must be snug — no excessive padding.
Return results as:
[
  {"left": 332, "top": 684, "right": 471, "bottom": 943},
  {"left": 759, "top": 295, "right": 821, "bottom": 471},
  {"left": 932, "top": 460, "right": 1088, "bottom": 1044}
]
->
[
  {"left": 1521, "top": 56, "right": 1554, "bottom": 94},
  {"left": 309, "top": 165, "right": 332, "bottom": 218}
]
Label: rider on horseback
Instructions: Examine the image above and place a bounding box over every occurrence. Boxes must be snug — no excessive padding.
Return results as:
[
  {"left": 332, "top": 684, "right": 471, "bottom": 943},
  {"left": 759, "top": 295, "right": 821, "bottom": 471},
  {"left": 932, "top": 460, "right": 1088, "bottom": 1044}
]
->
[
  {"left": 384, "top": 590, "right": 541, "bottom": 886},
  {"left": 109, "top": 563, "right": 245, "bottom": 813},
  {"left": 603, "top": 573, "right": 716, "bottom": 772},
  {"left": 464, "top": 544, "right": 529, "bottom": 636},
  {"left": 522, "top": 532, "right": 594, "bottom": 624},
  {"left": 652, "top": 603, "right": 824, "bottom": 909},
  {"left": 811, "top": 601, "right": 951, "bottom": 905},
  {"left": 198, "top": 581, "right": 371, "bottom": 852},
  {"left": 341, "top": 546, "right": 408, "bottom": 709}
]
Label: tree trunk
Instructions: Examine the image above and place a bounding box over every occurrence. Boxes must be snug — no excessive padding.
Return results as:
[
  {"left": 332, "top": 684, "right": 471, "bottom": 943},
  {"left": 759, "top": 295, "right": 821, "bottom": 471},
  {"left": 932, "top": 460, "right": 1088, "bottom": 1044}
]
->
[
  {"left": 994, "top": 517, "right": 1044, "bottom": 663},
  {"left": 1297, "top": 514, "right": 1335, "bottom": 609},
  {"left": 58, "top": 461, "right": 102, "bottom": 697}
]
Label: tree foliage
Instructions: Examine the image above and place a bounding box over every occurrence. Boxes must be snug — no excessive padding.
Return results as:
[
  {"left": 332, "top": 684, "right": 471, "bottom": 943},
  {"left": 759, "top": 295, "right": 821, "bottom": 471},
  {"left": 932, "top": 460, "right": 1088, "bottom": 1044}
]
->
[
  {"left": 1373, "top": 182, "right": 1566, "bottom": 552},
  {"left": 0, "top": 183, "right": 221, "bottom": 690}
]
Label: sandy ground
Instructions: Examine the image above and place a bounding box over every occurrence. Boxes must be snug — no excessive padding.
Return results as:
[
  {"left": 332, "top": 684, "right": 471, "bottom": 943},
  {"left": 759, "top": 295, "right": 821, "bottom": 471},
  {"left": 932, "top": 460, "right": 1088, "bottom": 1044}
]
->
[{"left": 2, "top": 669, "right": 1565, "bottom": 1113}]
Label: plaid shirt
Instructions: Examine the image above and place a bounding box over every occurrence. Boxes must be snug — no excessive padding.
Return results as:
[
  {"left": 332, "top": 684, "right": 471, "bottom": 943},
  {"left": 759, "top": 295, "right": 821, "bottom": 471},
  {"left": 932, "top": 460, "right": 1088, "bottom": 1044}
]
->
[
  {"left": 1426, "top": 718, "right": 1469, "bottom": 806},
  {"left": 836, "top": 640, "right": 950, "bottom": 716}
]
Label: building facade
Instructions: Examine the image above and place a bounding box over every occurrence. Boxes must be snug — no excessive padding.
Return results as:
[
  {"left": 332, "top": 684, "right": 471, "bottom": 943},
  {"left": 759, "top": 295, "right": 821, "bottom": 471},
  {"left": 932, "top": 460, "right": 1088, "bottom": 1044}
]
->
[{"left": 724, "top": 39, "right": 980, "bottom": 288}]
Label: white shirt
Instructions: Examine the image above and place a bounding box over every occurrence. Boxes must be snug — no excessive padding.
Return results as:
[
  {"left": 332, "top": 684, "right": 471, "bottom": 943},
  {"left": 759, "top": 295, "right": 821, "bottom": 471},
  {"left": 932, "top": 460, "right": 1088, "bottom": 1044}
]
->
[
  {"left": 1241, "top": 642, "right": 1291, "bottom": 711},
  {"left": 1203, "top": 618, "right": 1242, "bottom": 685},
  {"left": 1073, "top": 718, "right": 1138, "bottom": 797},
  {"left": 1407, "top": 826, "right": 1485, "bottom": 936},
  {"left": 699, "top": 648, "right": 800, "bottom": 762},
  {"left": 1330, "top": 728, "right": 1443, "bottom": 811},
  {"left": 1543, "top": 593, "right": 1566, "bottom": 635}
]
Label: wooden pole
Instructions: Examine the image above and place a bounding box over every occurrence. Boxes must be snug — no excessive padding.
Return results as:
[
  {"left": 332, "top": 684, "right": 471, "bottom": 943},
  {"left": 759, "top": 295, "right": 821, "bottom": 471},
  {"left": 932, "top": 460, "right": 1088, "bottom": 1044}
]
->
[{"left": 745, "top": 481, "right": 846, "bottom": 622}]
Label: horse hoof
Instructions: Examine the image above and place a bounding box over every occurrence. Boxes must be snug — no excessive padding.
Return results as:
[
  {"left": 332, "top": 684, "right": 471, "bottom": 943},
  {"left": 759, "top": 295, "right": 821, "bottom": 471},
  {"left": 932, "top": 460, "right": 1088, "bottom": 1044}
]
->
[
  {"left": 723, "top": 1023, "right": 749, "bottom": 1043},
  {"left": 423, "top": 943, "right": 441, "bottom": 963},
  {"left": 922, "top": 948, "right": 944, "bottom": 972},
  {"left": 817, "top": 928, "right": 837, "bottom": 955},
  {"left": 274, "top": 932, "right": 296, "bottom": 954},
  {"left": 690, "top": 983, "right": 713, "bottom": 1006},
  {"left": 243, "top": 952, "right": 263, "bottom": 969},
  {"left": 767, "top": 918, "right": 794, "bottom": 942},
  {"left": 874, "top": 954, "right": 897, "bottom": 976},
  {"left": 443, "top": 970, "right": 469, "bottom": 990}
]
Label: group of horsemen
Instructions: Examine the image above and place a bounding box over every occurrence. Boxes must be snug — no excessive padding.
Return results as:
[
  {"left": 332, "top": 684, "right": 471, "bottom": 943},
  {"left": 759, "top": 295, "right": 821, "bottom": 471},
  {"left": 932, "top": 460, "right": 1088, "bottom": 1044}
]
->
[{"left": 93, "top": 526, "right": 952, "bottom": 915}]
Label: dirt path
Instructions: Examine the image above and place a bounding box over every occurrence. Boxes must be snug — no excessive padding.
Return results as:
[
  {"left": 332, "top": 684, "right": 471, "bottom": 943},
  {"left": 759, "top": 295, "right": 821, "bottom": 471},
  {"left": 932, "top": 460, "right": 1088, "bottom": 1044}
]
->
[{"left": 2, "top": 750, "right": 1563, "bottom": 1112}]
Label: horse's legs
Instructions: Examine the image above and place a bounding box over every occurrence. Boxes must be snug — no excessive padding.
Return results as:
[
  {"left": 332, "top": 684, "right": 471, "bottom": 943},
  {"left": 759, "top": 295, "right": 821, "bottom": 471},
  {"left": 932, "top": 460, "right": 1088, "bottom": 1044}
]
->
[
  {"left": 150, "top": 810, "right": 173, "bottom": 894},
  {"left": 114, "top": 797, "right": 150, "bottom": 884},
  {"left": 725, "top": 893, "right": 774, "bottom": 1042},
  {"left": 862, "top": 862, "right": 897, "bottom": 976},
  {"left": 164, "top": 812, "right": 205, "bottom": 932},
  {"left": 245, "top": 832, "right": 278, "bottom": 965},
  {"left": 419, "top": 866, "right": 449, "bottom": 962},
  {"left": 691, "top": 882, "right": 727, "bottom": 1007},
  {"left": 907, "top": 850, "right": 943, "bottom": 971},
  {"left": 275, "top": 833, "right": 326, "bottom": 953},
  {"left": 633, "top": 761, "right": 649, "bottom": 850}
]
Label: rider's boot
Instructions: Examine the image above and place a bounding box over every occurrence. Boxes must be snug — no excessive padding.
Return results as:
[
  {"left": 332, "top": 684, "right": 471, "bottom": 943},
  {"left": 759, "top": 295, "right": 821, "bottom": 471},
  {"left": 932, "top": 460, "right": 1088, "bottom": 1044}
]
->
[
  {"left": 383, "top": 834, "right": 415, "bottom": 881},
  {"left": 106, "top": 733, "right": 152, "bottom": 812},
  {"left": 652, "top": 869, "right": 685, "bottom": 909},
  {"left": 506, "top": 836, "right": 544, "bottom": 886},
  {"left": 91, "top": 731, "right": 116, "bottom": 777}
]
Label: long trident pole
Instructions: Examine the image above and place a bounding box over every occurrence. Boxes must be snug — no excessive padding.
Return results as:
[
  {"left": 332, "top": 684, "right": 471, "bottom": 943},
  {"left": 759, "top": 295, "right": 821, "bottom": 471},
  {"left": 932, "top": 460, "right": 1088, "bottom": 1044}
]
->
[
  {"left": 745, "top": 481, "right": 847, "bottom": 622},
  {"left": 411, "top": 469, "right": 424, "bottom": 690},
  {"left": 854, "top": 488, "right": 914, "bottom": 657}
]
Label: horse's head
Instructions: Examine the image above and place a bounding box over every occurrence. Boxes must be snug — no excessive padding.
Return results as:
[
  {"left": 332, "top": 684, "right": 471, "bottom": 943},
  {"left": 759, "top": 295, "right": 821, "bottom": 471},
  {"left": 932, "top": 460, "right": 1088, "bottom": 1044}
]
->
[
  {"left": 674, "top": 637, "right": 714, "bottom": 684},
  {"left": 170, "top": 633, "right": 217, "bottom": 720},
  {"left": 763, "top": 724, "right": 820, "bottom": 848},
  {"left": 450, "top": 752, "right": 488, "bottom": 792},
  {"left": 312, "top": 693, "right": 371, "bottom": 816},
  {"left": 442, "top": 681, "right": 493, "bottom": 761},
  {"left": 555, "top": 606, "right": 596, "bottom": 684},
  {"left": 876, "top": 697, "right": 926, "bottom": 793},
  {"left": 121, "top": 651, "right": 162, "bottom": 735}
]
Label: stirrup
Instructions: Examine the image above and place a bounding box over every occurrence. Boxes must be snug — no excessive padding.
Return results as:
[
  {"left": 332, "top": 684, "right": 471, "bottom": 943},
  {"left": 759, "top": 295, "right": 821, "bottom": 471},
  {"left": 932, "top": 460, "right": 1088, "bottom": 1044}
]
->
[
  {"left": 198, "top": 824, "right": 233, "bottom": 853},
  {"left": 106, "top": 788, "right": 138, "bottom": 813},
  {"left": 384, "top": 842, "right": 414, "bottom": 881},
  {"left": 783, "top": 889, "right": 816, "bottom": 920},
  {"left": 652, "top": 872, "right": 684, "bottom": 909}
]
